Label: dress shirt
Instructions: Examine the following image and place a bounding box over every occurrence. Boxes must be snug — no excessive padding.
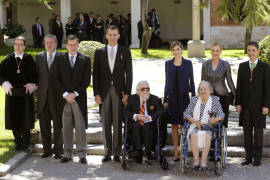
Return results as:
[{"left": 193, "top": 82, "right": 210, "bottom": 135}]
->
[
  {"left": 133, "top": 98, "right": 152, "bottom": 123},
  {"left": 249, "top": 59, "right": 258, "bottom": 69},
  {"left": 47, "top": 50, "right": 56, "bottom": 64},
  {"left": 14, "top": 52, "right": 24, "bottom": 59},
  {"left": 107, "top": 44, "right": 118, "bottom": 73}
]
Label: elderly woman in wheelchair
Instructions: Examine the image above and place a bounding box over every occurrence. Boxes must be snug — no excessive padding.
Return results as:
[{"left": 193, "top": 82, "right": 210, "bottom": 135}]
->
[{"left": 183, "top": 81, "right": 224, "bottom": 171}]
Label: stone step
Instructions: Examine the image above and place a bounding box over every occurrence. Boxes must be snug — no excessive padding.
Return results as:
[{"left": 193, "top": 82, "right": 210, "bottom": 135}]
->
[{"left": 33, "top": 144, "right": 270, "bottom": 158}]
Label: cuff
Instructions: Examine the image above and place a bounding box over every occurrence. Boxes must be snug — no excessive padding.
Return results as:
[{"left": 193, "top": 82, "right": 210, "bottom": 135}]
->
[
  {"left": 74, "top": 91, "right": 79, "bottom": 96},
  {"left": 133, "top": 114, "right": 138, "bottom": 121},
  {"left": 63, "top": 92, "right": 69, "bottom": 98}
]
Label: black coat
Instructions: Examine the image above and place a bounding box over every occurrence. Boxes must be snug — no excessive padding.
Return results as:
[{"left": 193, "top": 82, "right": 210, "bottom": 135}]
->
[
  {"left": 0, "top": 53, "right": 37, "bottom": 130},
  {"left": 32, "top": 23, "right": 44, "bottom": 40},
  {"left": 124, "top": 94, "right": 163, "bottom": 122},
  {"left": 51, "top": 52, "right": 91, "bottom": 128},
  {"left": 236, "top": 60, "right": 270, "bottom": 128},
  {"left": 76, "top": 21, "right": 88, "bottom": 41},
  {"left": 52, "top": 20, "right": 64, "bottom": 39},
  {"left": 93, "top": 45, "right": 133, "bottom": 99}
]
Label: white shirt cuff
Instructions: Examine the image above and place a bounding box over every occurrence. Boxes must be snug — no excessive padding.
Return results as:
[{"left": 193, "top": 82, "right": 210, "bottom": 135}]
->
[
  {"left": 74, "top": 91, "right": 79, "bottom": 96},
  {"left": 133, "top": 114, "right": 139, "bottom": 121},
  {"left": 63, "top": 92, "right": 69, "bottom": 98}
]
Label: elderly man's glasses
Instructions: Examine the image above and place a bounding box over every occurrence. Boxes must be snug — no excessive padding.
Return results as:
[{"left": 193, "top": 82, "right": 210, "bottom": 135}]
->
[{"left": 140, "top": 87, "right": 150, "bottom": 92}]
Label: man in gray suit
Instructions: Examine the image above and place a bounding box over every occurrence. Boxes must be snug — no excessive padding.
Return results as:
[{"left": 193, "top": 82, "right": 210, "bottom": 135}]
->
[{"left": 36, "top": 34, "right": 63, "bottom": 159}]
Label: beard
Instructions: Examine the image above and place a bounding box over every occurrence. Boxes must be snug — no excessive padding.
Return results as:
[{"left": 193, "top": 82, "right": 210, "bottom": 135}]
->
[{"left": 141, "top": 93, "right": 150, "bottom": 101}]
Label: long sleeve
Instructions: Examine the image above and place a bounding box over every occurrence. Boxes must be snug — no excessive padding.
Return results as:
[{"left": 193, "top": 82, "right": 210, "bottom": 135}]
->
[
  {"left": 124, "top": 49, "right": 133, "bottom": 95},
  {"left": 74, "top": 56, "right": 91, "bottom": 95},
  {"left": 263, "top": 63, "right": 270, "bottom": 108},
  {"left": 93, "top": 50, "right": 100, "bottom": 96},
  {"left": 201, "top": 62, "right": 207, "bottom": 81},
  {"left": 189, "top": 62, "right": 195, "bottom": 96},
  {"left": 213, "top": 96, "right": 225, "bottom": 119},
  {"left": 184, "top": 96, "right": 197, "bottom": 119},
  {"left": 164, "top": 62, "right": 169, "bottom": 103},
  {"left": 225, "top": 63, "right": 236, "bottom": 96},
  {"left": 235, "top": 64, "right": 242, "bottom": 106}
]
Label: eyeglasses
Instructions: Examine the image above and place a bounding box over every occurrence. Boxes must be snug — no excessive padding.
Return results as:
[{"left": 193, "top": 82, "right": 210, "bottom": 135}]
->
[
  {"left": 140, "top": 87, "right": 150, "bottom": 92},
  {"left": 14, "top": 43, "right": 25, "bottom": 47}
]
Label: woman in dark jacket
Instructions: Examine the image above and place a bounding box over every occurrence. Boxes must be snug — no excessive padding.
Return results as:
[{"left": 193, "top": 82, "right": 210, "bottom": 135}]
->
[
  {"left": 201, "top": 42, "right": 236, "bottom": 127},
  {"left": 164, "top": 41, "right": 195, "bottom": 161},
  {"left": 65, "top": 17, "right": 75, "bottom": 37}
]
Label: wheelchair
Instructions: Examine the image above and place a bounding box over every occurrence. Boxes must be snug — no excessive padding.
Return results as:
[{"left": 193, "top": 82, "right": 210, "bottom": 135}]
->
[
  {"left": 179, "top": 119, "right": 227, "bottom": 176},
  {"left": 121, "top": 116, "right": 169, "bottom": 170}
]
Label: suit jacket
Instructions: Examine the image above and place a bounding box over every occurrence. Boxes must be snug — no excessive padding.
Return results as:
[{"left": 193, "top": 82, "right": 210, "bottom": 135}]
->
[
  {"left": 236, "top": 60, "right": 270, "bottom": 128},
  {"left": 76, "top": 21, "right": 88, "bottom": 41},
  {"left": 93, "top": 45, "right": 133, "bottom": 99},
  {"left": 32, "top": 23, "right": 44, "bottom": 40},
  {"left": 51, "top": 52, "right": 91, "bottom": 128},
  {"left": 52, "top": 20, "right": 64, "bottom": 39},
  {"left": 124, "top": 94, "right": 163, "bottom": 123},
  {"left": 36, "top": 51, "right": 62, "bottom": 119}
]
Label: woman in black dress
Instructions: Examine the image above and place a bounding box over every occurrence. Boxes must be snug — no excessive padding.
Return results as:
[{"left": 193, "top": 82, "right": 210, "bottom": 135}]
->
[
  {"left": 94, "top": 15, "right": 104, "bottom": 43},
  {"left": 65, "top": 17, "right": 75, "bottom": 37}
]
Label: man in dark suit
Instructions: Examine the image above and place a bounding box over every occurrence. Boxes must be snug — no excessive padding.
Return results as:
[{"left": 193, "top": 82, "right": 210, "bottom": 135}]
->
[
  {"left": 36, "top": 34, "right": 63, "bottom": 159},
  {"left": 52, "top": 15, "right": 64, "bottom": 48},
  {"left": 93, "top": 25, "right": 133, "bottom": 162},
  {"left": 32, "top": 17, "right": 44, "bottom": 48},
  {"left": 88, "top": 12, "right": 96, "bottom": 40},
  {"left": 76, "top": 14, "right": 88, "bottom": 42},
  {"left": 124, "top": 81, "right": 162, "bottom": 163},
  {"left": 51, "top": 35, "right": 91, "bottom": 164},
  {"left": 236, "top": 41, "right": 270, "bottom": 167}
]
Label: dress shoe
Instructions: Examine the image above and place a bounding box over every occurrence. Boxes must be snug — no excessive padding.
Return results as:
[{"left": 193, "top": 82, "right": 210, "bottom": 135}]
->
[
  {"left": 241, "top": 159, "right": 252, "bottom": 166},
  {"left": 80, "top": 157, "right": 87, "bottom": 164},
  {"left": 24, "top": 146, "right": 32, "bottom": 153},
  {"left": 41, "top": 152, "right": 52, "bottom": 158},
  {"left": 60, "top": 157, "right": 72, "bottom": 163},
  {"left": 54, "top": 153, "right": 63, "bottom": 159},
  {"left": 102, "top": 156, "right": 111, "bottom": 162},
  {"left": 253, "top": 160, "right": 261, "bottom": 167},
  {"left": 14, "top": 144, "right": 21, "bottom": 151},
  {"left": 113, "top": 156, "right": 121, "bottom": 162}
]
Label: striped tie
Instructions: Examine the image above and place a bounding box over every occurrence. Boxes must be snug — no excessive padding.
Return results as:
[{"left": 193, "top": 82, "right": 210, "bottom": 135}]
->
[{"left": 139, "top": 101, "right": 145, "bottom": 126}]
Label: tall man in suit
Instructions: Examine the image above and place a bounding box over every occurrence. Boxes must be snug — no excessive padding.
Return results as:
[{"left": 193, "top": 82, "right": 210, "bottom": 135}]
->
[
  {"left": 51, "top": 35, "right": 91, "bottom": 164},
  {"left": 88, "top": 12, "right": 96, "bottom": 40},
  {"left": 124, "top": 81, "right": 162, "bottom": 163},
  {"left": 52, "top": 15, "right": 64, "bottom": 48},
  {"left": 93, "top": 25, "right": 133, "bottom": 162},
  {"left": 236, "top": 41, "right": 270, "bottom": 166},
  {"left": 32, "top": 17, "right": 44, "bottom": 48},
  {"left": 36, "top": 34, "right": 63, "bottom": 159}
]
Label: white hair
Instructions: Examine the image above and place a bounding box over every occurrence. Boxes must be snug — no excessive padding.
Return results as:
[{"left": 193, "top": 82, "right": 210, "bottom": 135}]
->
[
  {"left": 198, "top": 80, "right": 213, "bottom": 94},
  {"left": 136, "top": 80, "right": 150, "bottom": 94}
]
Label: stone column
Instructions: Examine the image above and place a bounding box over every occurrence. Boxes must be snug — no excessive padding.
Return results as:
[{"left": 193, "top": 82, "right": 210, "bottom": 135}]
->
[
  {"left": 203, "top": 2, "right": 211, "bottom": 49},
  {"left": 61, "top": 0, "right": 71, "bottom": 43},
  {"left": 130, "top": 0, "right": 141, "bottom": 48},
  {"left": 0, "top": 1, "right": 4, "bottom": 29},
  {"left": 188, "top": 0, "right": 205, "bottom": 58}
]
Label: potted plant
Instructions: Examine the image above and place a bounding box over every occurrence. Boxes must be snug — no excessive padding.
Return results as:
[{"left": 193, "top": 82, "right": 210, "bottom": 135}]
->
[{"left": 2, "top": 23, "right": 26, "bottom": 46}]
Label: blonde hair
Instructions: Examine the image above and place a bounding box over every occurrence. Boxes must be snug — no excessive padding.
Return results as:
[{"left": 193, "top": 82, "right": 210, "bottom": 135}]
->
[{"left": 210, "top": 42, "right": 223, "bottom": 50}]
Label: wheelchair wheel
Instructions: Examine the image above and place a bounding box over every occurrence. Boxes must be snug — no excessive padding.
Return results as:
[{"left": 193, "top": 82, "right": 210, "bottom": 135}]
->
[
  {"left": 180, "top": 157, "right": 186, "bottom": 174},
  {"left": 221, "top": 127, "right": 227, "bottom": 168},
  {"left": 160, "top": 157, "right": 169, "bottom": 170},
  {"left": 215, "top": 160, "right": 222, "bottom": 176},
  {"left": 122, "top": 161, "right": 127, "bottom": 170}
]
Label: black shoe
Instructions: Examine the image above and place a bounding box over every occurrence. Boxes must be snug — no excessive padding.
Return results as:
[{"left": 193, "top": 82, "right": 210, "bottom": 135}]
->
[
  {"left": 146, "top": 153, "right": 155, "bottom": 161},
  {"left": 241, "top": 159, "right": 252, "bottom": 166},
  {"left": 41, "top": 152, "right": 52, "bottom": 158},
  {"left": 173, "top": 157, "right": 180, "bottom": 162},
  {"left": 14, "top": 144, "right": 21, "bottom": 151},
  {"left": 24, "top": 146, "right": 32, "bottom": 153},
  {"left": 253, "top": 160, "right": 261, "bottom": 167},
  {"left": 102, "top": 156, "right": 111, "bottom": 162},
  {"left": 113, "top": 156, "right": 121, "bottom": 162},
  {"left": 60, "top": 157, "right": 71, "bottom": 163},
  {"left": 80, "top": 157, "right": 87, "bottom": 164},
  {"left": 54, "top": 153, "right": 63, "bottom": 159}
]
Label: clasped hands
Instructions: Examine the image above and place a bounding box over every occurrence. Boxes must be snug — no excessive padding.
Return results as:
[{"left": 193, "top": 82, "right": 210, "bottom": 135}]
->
[
  {"left": 1, "top": 81, "right": 36, "bottom": 96},
  {"left": 192, "top": 117, "right": 220, "bottom": 130},
  {"left": 64, "top": 93, "right": 77, "bottom": 104},
  {"left": 135, "top": 114, "right": 150, "bottom": 126}
]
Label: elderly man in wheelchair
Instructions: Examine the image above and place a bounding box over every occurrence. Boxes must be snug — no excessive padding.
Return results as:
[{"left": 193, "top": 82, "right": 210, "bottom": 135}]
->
[
  {"left": 182, "top": 81, "right": 225, "bottom": 172},
  {"left": 124, "top": 80, "right": 163, "bottom": 164}
]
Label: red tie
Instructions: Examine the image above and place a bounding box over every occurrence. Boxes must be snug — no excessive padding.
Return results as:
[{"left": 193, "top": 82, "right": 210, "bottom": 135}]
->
[{"left": 139, "top": 101, "right": 145, "bottom": 126}]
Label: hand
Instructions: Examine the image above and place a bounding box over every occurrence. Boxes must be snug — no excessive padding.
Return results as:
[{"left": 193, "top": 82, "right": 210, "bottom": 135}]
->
[
  {"left": 236, "top": 105, "right": 242, "bottom": 114},
  {"left": 1, "top": 81, "right": 13, "bottom": 95},
  {"left": 24, "top": 83, "right": 36, "bottom": 94},
  {"left": 135, "top": 114, "right": 144, "bottom": 121},
  {"left": 163, "top": 102, "right": 168, "bottom": 109},
  {"left": 262, "top": 107, "right": 269, "bottom": 115},
  {"left": 122, "top": 94, "right": 128, "bottom": 105},
  {"left": 210, "top": 117, "right": 218, "bottom": 124},
  {"left": 195, "top": 121, "right": 203, "bottom": 130},
  {"left": 142, "top": 115, "right": 150, "bottom": 122},
  {"left": 95, "top": 95, "right": 102, "bottom": 104},
  {"left": 64, "top": 94, "right": 76, "bottom": 104}
]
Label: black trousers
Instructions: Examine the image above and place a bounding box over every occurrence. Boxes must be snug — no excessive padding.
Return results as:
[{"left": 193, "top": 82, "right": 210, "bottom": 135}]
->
[
  {"left": 13, "top": 129, "right": 30, "bottom": 147},
  {"left": 242, "top": 103, "right": 263, "bottom": 161},
  {"left": 39, "top": 94, "right": 63, "bottom": 154},
  {"left": 33, "top": 37, "right": 43, "bottom": 48},
  {"left": 213, "top": 93, "right": 229, "bottom": 127},
  {"left": 133, "top": 122, "right": 153, "bottom": 154}
]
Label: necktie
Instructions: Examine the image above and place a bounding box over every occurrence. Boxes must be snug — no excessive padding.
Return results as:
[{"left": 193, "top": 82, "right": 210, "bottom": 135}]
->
[
  {"left": 38, "top": 24, "right": 42, "bottom": 36},
  {"left": 110, "top": 47, "right": 114, "bottom": 61},
  {"left": 48, "top": 54, "right": 53, "bottom": 69},
  {"left": 139, "top": 101, "right": 145, "bottom": 126},
  {"left": 251, "top": 62, "right": 255, "bottom": 71},
  {"left": 70, "top": 56, "right": 74, "bottom": 68}
]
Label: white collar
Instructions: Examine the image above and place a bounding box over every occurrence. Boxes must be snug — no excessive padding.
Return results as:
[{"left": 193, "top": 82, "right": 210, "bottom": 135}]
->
[
  {"left": 47, "top": 50, "right": 56, "bottom": 57},
  {"left": 68, "top": 52, "right": 77, "bottom": 59},
  {"left": 108, "top": 44, "right": 118, "bottom": 50},
  {"left": 249, "top": 59, "right": 258, "bottom": 65},
  {"left": 14, "top": 52, "right": 24, "bottom": 59}
]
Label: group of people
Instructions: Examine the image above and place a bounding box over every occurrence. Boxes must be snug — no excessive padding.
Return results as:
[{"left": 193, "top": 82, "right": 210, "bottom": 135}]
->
[
  {"left": 32, "top": 12, "right": 132, "bottom": 49},
  {"left": 1, "top": 23, "right": 269, "bottom": 171}
]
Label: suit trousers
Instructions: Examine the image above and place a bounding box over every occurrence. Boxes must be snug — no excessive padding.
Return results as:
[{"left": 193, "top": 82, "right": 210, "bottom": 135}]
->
[
  {"left": 243, "top": 103, "right": 264, "bottom": 161},
  {"left": 101, "top": 85, "right": 122, "bottom": 156},
  {"left": 13, "top": 129, "right": 30, "bottom": 147},
  {"left": 133, "top": 122, "right": 153, "bottom": 154},
  {"left": 39, "top": 93, "right": 63, "bottom": 154},
  {"left": 62, "top": 102, "right": 86, "bottom": 158}
]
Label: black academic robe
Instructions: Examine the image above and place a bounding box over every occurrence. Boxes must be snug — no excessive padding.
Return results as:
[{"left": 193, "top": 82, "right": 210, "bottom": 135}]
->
[{"left": 0, "top": 53, "right": 37, "bottom": 130}]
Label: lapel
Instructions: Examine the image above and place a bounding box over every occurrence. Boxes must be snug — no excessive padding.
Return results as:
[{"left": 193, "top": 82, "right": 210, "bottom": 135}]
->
[
  {"left": 42, "top": 51, "right": 49, "bottom": 72},
  {"left": 243, "top": 61, "right": 251, "bottom": 80},
  {"left": 134, "top": 94, "right": 141, "bottom": 113},
  {"left": 64, "top": 52, "right": 73, "bottom": 74},
  {"left": 112, "top": 45, "right": 121, "bottom": 74},
  {"left": 146, "top": 95, "right": 151, "bottom": 112},
  {"left": 104, "top": 46, "right": 112, "bottom": 74}
]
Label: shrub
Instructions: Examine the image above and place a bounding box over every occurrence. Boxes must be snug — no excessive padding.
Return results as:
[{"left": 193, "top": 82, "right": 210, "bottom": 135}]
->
[
  {"left": 2, "top": 24, "right": 26, "bottom": 39},
  {"left": 259, "top": 35, "right": 270, "bottom": 65},
  {"left": 78, "top": 41, "right": 105, "bottom": 70}
]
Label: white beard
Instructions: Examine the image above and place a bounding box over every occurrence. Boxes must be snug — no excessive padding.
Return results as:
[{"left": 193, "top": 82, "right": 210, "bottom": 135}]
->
[{"left": 141, "top": 94, "right": 150, "bottom": 101}]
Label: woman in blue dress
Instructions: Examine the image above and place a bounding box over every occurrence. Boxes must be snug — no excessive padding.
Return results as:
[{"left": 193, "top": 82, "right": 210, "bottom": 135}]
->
[{"left": 163, "top": 41, "right": 195, "bottom": 161}]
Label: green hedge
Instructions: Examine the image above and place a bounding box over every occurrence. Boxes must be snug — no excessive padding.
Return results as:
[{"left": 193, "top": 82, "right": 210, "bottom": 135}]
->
[{"left": 259, "top": 35, "right": 270, "bottom": 65}]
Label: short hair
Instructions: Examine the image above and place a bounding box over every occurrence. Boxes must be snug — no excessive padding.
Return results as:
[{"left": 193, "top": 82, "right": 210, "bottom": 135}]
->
[
  {"left": 106, "top": 25, "right": 119, "bottom": 34},
  {"left": 170, "top": 41, "right": 183, "bottom": 51},
  {"left": 89, "top": 12, "right": 94, "bottom": 15},
  {"left": 36, "top": 17, "right": 40, "bottom": 21},
  {"left": 65, "top": 34, "right": 79, "bottom": 44},
  {"left": 210, "top": 42, "right": 223, "bottom": 50},
  {"left": 14, "top": 36, "right": 26, "bottom": 46},
  {"left": 247, "top": 41, "right": 260, "bottom": 50},
  {"left": 136, "top": 80, "right": 150, "bottom": 91},
  {"left": 44, "top": 34, "right": 57, "bottom": 44},
  {"left": 198, "top": 80, "right": 213, "bottom": 94}
]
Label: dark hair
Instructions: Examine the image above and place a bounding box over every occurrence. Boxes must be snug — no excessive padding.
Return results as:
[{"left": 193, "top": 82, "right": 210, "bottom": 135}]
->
[
  {"left": 106, "top": 25, "right": 119, "bottom": 34},
  {"left": 36, "top": 17, "right": 40, "bottom": 21},
  {"left": 44, "top": 34, "right": 57, "bottom": 44},
  {"left": 170, "top": 41, "right": 183, "bottom": 51},
  {"left": 89, "top": 12, "right": 94, "bottom": 15},
  {"left": 14, "top": 36, "right": 26, "bottom": 46},
  {"left": 65, "top": 35, "right": 79, "bottom": 44},
  {"left": 247, "top": 41, "right": 260, "bottom": 50}
]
